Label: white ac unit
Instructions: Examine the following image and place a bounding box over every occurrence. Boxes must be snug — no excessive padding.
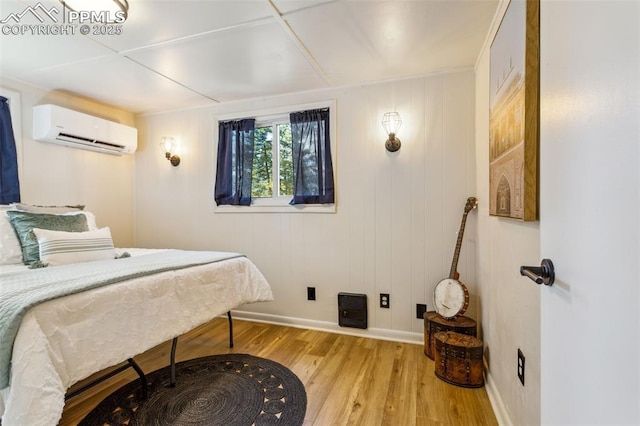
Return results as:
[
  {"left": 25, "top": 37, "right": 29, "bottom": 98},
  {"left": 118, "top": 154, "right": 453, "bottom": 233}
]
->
[{"left": 33, "top": 104, "right": 137, "bottom": 155}]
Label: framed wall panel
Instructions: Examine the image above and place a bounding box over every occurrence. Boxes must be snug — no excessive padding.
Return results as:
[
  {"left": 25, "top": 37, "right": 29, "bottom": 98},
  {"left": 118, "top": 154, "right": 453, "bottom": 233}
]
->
[{"left": 489, "top": 0, "right": 539, "bottom": 221}]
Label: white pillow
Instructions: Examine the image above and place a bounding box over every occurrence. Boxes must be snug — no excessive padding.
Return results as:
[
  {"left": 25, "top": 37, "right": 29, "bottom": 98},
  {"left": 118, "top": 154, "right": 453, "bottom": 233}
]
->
[
  {"left": 32, "top": 227, "right": 115, "bottom": 266},
  {"left": 0, "top": 206, "right": 23, "bottom": 265}
]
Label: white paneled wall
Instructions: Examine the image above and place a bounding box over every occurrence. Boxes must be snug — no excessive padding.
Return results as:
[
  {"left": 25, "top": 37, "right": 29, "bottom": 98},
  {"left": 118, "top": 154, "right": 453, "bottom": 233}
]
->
[
  {"left": 0, "top": 78, "right": 136, "bottom": 247},
  {"left": 473, "top": 2, "right": 541, "bottom": 424},
  {"left": 135, "top": 70, "right": 476, "bottom": 340}
]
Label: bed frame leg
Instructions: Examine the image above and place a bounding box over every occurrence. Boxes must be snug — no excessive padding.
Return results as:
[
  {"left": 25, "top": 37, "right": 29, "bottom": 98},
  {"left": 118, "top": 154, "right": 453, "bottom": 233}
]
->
[
  {"left": 127, "top": 358, "right": 148, "bottom": 400},
  {"left": 167, "top": 313, "right": 231, "bottom": 388},
  {"left": 227, "top": 311, "right": 234, "bottom": 348},
  {"left": 169, "top": 337, "right": 178, "bottom": 387},
  {"left": 65, "top": 358, "right": 147, "bottom": 401}
]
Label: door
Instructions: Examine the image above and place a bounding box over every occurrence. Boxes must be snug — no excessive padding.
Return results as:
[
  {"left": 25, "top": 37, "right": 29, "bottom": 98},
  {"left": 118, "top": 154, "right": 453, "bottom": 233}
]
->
[{"left": 539, "top": 1, "right": 639, "bottom": 424}]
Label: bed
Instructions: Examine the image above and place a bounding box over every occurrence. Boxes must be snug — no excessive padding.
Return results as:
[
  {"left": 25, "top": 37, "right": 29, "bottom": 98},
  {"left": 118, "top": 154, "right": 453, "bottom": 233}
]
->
[{"left": 0, "top": 207, "right": 273, "bottom": 426}]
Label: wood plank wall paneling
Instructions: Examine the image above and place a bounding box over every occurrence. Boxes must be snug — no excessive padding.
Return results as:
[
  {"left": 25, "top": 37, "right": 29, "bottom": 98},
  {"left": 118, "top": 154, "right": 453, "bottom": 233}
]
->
[
  {"left": 1, "top": 80, "right": 137, "bottom": 247},
  {"left": 424, "top": 76, "right": 445, "bottom": 318},
  {"left": 409, "top": 77, "right": 427, "bottom": 324},
  {"left": 134, "top": 70, "right": 476, "bottom": 337}
]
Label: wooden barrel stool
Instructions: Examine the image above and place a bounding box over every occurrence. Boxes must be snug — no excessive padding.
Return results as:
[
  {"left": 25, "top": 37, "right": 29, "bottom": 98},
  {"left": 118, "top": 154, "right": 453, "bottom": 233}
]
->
[
  {"left": 423, "top": 311, "right": 477, "bottom": 360},
  {"left": 433, "top": 331, "right": 484, "bottom": 388}
]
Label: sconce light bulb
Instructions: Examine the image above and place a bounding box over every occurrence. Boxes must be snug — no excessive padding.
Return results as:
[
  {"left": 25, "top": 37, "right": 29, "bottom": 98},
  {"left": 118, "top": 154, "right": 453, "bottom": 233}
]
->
[
  {"left": 160, "top": 137, "right": 180, "bottom": 166},
  {"left": 160, "top": 137, "right": 176, "bottom": 155},
  {"left": 382, "top": 112, "right": 402, "bottom": 135},
  {"left": 382, "top": 112, "right": 402, "bottom": 152}
]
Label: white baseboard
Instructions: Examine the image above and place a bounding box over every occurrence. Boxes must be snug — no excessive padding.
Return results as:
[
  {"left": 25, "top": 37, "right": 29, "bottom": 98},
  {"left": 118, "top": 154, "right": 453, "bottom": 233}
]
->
[
  {"left": 230, "top": 310, "right": 424, "bottom": 345},
  {"left": 484, "top": 365, "right": 512, "bottom": 426}
]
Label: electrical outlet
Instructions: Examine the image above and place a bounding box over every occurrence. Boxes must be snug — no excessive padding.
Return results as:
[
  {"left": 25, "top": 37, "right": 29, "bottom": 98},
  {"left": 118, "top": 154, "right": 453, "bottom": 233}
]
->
[
  {"left": 517, "top": 348, "right": 525, "bottom": 386},
  {"left": 380, "top": 293, "right": 390, "bottom": 308},
  {"left": 307, "top": 287, "right": 316, "bottom": 301},
  {"left": 416, "top": 304, "right": 427, "bottom": 319}
]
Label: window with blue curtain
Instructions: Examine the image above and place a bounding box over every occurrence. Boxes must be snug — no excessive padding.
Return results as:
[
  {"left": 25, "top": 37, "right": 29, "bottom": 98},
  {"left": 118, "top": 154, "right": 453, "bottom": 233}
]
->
[
  {"left": 289, "top": 108, "right": 334, "bottom": 205},
  {"left": 0, "top": 96, "right": 20, "bottom": 204},
  {"left": 214, "top": 119, "right": 255, "bottom": 206},
  {"left": 214, "top": 107, "right": 334, "bottom": 208}
]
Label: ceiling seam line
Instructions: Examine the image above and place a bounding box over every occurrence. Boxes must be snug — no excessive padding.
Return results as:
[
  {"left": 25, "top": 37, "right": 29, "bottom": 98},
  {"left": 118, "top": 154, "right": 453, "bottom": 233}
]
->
[
  {"left": 266, "top": 0, "right": 333, "bottom": 87},
  {"left": 279, "top": 0, "right": 340, "bottom": 17},
  {"left": 122, "top": 56, "right": 221, "bottom": 103},
  {"left": 118, "top": 16, "right": 274, "bottom": 55}
]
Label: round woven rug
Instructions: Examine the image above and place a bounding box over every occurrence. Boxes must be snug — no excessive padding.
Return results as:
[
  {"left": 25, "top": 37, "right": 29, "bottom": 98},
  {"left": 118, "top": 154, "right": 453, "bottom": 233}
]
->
[{"left": 79, "top": 354, "right": 307, "bottom": 426}]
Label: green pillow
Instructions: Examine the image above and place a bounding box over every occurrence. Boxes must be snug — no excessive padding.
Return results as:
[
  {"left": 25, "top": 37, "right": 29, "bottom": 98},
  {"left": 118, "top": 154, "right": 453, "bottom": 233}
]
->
[{"left": 6, "top": 211, "right": 89, "bottom": 265}]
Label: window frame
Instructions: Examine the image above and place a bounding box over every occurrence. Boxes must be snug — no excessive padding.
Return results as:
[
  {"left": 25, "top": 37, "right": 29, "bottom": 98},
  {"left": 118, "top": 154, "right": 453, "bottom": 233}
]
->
[
  {"left": 252, "top": 116, "right": 292, "bottom": 205},
  {"left": 215, "top": 100, "right": 336, "bottom": 214}
]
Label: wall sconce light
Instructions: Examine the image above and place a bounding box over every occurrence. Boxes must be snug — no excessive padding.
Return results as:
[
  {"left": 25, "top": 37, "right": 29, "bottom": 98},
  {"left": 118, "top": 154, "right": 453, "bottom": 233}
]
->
[
  {"left": 160, "top": 137, "right": 180, "bottom": 166},
  {"left": 382, "top": 112, "right": 402, "bottom": 152}
]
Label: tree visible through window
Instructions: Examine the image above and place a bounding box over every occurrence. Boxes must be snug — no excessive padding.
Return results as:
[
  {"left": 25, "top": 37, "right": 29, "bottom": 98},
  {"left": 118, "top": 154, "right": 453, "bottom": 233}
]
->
[
  {"left": 252, "top": 121, "right": 292, "bottom": 199},
  {"left": 252, "top": 126, "right": 272, "bottom": 197}
]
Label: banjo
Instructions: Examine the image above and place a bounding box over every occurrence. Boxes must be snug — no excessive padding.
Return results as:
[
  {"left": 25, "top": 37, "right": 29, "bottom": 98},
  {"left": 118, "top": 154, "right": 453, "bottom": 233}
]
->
[{"left": 433, "top": 197, "right": 478, "bottom": 319}]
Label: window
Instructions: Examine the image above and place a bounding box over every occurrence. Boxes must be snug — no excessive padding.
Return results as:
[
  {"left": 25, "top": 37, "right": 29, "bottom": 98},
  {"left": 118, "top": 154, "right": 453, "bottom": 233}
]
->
[
  {"left": 251, "top": 119, "right": 293, "bottom": 201},
  {"left": 215, "top": 101, "right": 336, "bottom": 213}
]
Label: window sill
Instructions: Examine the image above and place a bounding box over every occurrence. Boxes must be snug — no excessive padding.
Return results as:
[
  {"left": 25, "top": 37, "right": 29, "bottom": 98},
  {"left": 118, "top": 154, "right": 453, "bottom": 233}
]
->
[{"left": 215, "top": 203, "right": 336, "bottom": 214}]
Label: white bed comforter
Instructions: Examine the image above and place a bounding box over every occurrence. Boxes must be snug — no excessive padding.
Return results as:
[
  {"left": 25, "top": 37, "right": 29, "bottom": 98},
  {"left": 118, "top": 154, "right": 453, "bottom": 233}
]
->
[{"left": 0, "top": 249, "right": 273, "bottom": 426}]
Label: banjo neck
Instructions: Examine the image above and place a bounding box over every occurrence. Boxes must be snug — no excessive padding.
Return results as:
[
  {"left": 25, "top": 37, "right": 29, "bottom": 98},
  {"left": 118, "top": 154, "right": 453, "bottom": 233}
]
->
[
  {"left": 449, "top": 197, "right": 478, "bottom": 280},
  {"left": 449, "top": 213, "right": 469, "bottom": 280}
]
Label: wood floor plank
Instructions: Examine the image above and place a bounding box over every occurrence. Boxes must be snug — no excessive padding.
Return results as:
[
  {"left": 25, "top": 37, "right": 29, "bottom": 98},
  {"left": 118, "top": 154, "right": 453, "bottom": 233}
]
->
[
  {"left": 311, "top": 337, "right": 372, "bottom": 425},
  {"left": 59, "top": 318, "right": 498, "bottom": 426},
  {"left": 344, "top": 339, "right": 397, "bottom": 426},
  {"left": 382, "top": 342, "right": 419, "bottom": 426},
  {"left": 302, "top": 335, "right": 355, "bottom": 424}
]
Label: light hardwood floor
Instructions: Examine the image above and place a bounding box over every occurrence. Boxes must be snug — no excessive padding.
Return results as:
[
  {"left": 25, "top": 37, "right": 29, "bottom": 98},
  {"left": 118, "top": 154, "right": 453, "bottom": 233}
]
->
[{"left": 60, "top": 318, "right": 498, "bottom": 425}]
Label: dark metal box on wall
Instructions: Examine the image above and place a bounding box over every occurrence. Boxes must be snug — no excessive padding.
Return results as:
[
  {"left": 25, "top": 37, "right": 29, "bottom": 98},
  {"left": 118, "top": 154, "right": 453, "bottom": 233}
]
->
[{"left": 338, "top": 293, "right": 367, "bottom": 329}]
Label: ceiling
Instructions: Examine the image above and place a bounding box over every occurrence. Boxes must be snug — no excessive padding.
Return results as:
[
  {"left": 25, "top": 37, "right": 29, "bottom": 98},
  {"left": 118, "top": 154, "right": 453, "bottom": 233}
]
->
[{"left": 0, "top": 0, "right": 499, "bottom": 114}]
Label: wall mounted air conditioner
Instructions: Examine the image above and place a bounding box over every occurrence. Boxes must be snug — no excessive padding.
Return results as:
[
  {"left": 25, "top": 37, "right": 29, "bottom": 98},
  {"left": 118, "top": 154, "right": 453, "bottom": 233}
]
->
[{"left": 33, "top": 104, "right": 137, "bottom": 155}]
